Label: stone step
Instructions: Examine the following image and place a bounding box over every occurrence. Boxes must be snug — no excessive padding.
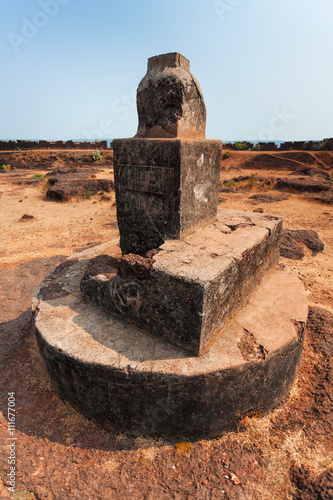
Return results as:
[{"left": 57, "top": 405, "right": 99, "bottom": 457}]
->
[{"left": 81, "top": 208, "right": 282, "bottom": 355}]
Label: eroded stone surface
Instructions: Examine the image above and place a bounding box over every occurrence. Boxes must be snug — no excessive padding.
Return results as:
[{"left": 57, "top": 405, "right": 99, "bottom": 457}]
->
[
  {"left": 280, "top": 229, "right": 324, "bottom": 259},
  {"left": 33, "top": 245, "right": 307, "bottom": 439},
  {"left": 113, "top": 138, "right": 222, "bottom": 255},
  {"left": 304, "top": 191, "right": 333, "bottom": 204},
  {"left": 81, "top": 208, "right": 282, "bottom": 355},
  {"left": 250, "top": 193, "right": 290, "bottom": 204},
  {"left": 46, "top": 176, "right": 114, "bottom": 202},
  {"left": 274, "top": 177, "right": 331, "bottom": 193},
  {"left": 285, "top": 229, "right": 324, "bottom": 256},
  {"left": 135, "top": 52, "right": 206, "bottom": 140},
  {"left": 289, "top": 167, "right": 331, "bottom": 180},
  {"left": 280, "top": 232, "right": 305, "bottom": 260}
]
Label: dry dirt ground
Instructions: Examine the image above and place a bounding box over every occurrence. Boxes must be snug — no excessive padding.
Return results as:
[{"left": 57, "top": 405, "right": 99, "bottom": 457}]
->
[{"left": 0, "top": 150, "right": 333, "bottom": 499}]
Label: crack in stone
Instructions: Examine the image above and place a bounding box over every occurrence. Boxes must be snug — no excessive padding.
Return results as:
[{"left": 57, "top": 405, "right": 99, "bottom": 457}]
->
[{"left": 237, "top": 328, "right": 268, "bottom": 362}]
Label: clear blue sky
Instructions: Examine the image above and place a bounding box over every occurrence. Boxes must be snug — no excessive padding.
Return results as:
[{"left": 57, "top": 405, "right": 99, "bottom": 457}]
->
[{"left": 1, "top": 0, "right": 332, "bottom": 142}]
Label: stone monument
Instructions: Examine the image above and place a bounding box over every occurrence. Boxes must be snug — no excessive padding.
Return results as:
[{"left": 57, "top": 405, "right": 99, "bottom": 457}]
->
[
  {"left": 113, "top": 52, "right": 221, "bottom": 256},
  {"left": 32, "top": 53, "right": 308, "bottom": 439}
]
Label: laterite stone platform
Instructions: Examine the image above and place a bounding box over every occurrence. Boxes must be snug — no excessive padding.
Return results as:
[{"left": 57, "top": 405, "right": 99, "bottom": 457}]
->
[
  {"left": 32, "top": 238, "right": 308, "bottom": 440},
  {"left": 81, "top": 208, "right": 282, "bottom": 355}
]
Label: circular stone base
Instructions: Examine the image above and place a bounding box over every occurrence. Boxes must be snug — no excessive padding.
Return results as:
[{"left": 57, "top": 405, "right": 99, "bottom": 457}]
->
[{"left": 33, "top": 240, "right": 308, "bottom": 439}]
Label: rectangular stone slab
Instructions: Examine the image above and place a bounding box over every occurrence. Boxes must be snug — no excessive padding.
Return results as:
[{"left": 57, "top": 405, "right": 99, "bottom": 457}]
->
[
  {"left": 81, "top": 208, "right": 282, "bottom": 356},
  {"left": 113, "top": 138, "right": 222, "bottom": 255}
]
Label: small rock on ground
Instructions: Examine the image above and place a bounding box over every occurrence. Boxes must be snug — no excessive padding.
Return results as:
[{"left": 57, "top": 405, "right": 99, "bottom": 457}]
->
[
  {"left": 250, "top": 193, "right": 289, "bottom": 204},
  {"left": 304, "top": 190, "right": 333, "bottom": 204},
  {"left": 280, "top": 229, "right": 324, "bottom": 259},
  {"left": 289, "top": 167, "right": 331, "bottom": 180}
]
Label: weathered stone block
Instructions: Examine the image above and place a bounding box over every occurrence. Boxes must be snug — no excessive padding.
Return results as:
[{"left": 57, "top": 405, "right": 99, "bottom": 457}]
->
[
  {"left": 136, "top": 52, "right": 206, "bottom": 139},
  {"left": 81, "top": 208, "right": 282, "bottom": 355},
  {"left": 113, "top": 138, "right": 222, "bottom": 256}
]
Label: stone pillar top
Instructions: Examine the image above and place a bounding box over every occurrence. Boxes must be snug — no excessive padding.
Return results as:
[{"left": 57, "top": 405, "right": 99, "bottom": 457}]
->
[
  {"left": 147, "top": 52, "right": 190, "bottom": 72},
  {"left": 136, "top": 52, "right": 206, "bottom": 140}
]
